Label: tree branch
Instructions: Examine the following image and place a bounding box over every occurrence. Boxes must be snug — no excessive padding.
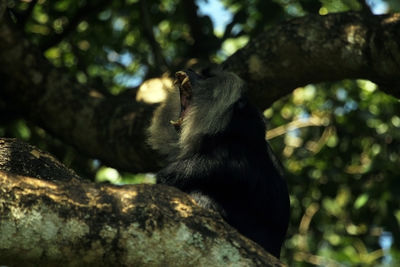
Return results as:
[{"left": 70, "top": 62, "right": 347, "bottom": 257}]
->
[
  {"left": 0, "top": 0, "right": 6, "bottom": 20},
  {"left": 359, "top": 0, "right": 373, "bottom": 15},
  {"left": 139, "top": 0, "right": 168, "bottom": 75},
  {"left": 0, "top": 138, "right": 81, "bottom": 181},
  {"left": 16, "top": 0, "right": 38, "bottom": 28},
  {"left": 224, "top": 12, "right": 400, "bottom": 108},
  {"left": 0, "top": 16, "right": 160, "bottom": 172},
  {"left": 0, "top": 168, "right": 282, "bottom": 266},
  {"left": 266, "top": 116, "right": 328, "bottom": 140},
  {"left": 0, "top": 11, "right": 399, "bottom": 172},
  {"left": 181, "top": 0, "right": 221, "bottom": 57}
]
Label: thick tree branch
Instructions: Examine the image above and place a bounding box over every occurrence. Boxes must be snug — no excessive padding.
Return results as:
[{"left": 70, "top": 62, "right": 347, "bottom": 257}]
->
[
  {"left": 0, "top": 169, "right": 282, "bottom": 266},
  {"left": 224, "top": 12, "right": 400, "bottom": 108},
  {"left": 0, "top": 138, "right": 80, "bottom": 181},
  {"left": 0, "top": 11, "right": 399, "bottom": 172},
  {"left": 0, "top": 16, "right": 159, "bottom": 172},
  {"left": 0, "top": 139, "right": 282, "bottom": 265}
]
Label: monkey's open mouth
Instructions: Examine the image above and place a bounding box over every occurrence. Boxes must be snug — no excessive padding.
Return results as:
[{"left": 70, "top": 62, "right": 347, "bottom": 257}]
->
[{"left": 170, "top": 71, "right": 192, "bottom": 127}]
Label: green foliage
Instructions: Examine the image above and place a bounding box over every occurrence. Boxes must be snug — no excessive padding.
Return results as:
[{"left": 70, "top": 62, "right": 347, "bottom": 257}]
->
[
  {"left": 3, "top": 0, "right": 400, "bottom": 265},
  {"left": 96, "top": 166, "right": 156, "bottom": 184},
  {"left": 268, "top": 78, "right": 400, "bottom": 266}
]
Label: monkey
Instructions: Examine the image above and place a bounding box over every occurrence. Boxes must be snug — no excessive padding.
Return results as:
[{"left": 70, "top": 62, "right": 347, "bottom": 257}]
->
[{"left": 147, "top": 69, "right": 290, "bottom": 258}]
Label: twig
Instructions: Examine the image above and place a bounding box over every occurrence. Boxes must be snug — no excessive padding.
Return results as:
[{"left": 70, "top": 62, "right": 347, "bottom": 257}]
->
[
  {"left": 359, "top": 0, "right": 373, "bottom": 15},
  {"left": 266, "top": 116, "right": 327, "bottom": 140},
  {"left": 139, "top": 0, "right": 168, "bottom": 75},
  {"left": 18, "top": 0, "right": 38, "bottom": 27},
  {"left": 0, "top": 0, "right": 6, "bottom": 20}
]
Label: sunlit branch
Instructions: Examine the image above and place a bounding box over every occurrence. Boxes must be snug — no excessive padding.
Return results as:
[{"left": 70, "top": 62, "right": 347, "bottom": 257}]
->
[{"left": 266, "top": 116, "right": 328, "bottom": 140}]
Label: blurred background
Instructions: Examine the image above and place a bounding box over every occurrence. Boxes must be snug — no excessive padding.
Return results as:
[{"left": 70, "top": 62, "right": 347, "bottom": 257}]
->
[{"left": 2, "top": 0, "right": 400, "bottom": 265}]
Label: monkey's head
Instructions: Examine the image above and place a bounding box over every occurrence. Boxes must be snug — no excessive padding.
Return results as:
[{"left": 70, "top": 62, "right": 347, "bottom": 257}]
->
[
  {"left": 148, "top": 69, "right": 246, "bottom": 158},
  {"left": 172, "top": 70, "right": 245, "bottom": 155}
]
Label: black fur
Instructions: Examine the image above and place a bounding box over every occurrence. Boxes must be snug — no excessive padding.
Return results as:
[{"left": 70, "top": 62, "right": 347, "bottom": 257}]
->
[{"left": 155, "top": 70, "right": 290, "bottom": 257}]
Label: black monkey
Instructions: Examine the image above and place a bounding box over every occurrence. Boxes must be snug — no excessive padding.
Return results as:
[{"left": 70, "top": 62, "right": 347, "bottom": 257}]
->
[{"left": 148, "top": 69, "right": 290, "bottom": 258}]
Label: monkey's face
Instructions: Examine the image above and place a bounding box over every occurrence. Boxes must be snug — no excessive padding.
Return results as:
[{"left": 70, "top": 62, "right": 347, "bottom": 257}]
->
[
  {"left": 152, "top": 69, "right": 245, "bottom": 157},
  {"left": 170, "top": 69, "right": 218, "bottom": 129},
  {"left": 172, "top": 69, "right": 243, "bottom": 133}
]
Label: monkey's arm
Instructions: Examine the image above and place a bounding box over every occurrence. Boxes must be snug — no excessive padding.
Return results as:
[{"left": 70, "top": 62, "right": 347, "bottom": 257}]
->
[
  {"left": 157, "top": 156, "right": 218, "bottom": 189},
  {"left": 156, "top": 148, "right": 241, "bottom": 189},
  {"left": 156, "top": 153, "right": 239, "bottom": 214}
]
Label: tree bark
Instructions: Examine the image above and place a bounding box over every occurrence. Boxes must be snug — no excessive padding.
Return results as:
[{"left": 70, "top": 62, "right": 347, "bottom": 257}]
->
[
  {"left": 0, "top": 139, "right": 283, "bottom": 266},
  {"left": 0, "top": 138, "right": 80, "bottom": 181},
  {"left": 0, "top": 9, "right": 399, "bottom": 172}
]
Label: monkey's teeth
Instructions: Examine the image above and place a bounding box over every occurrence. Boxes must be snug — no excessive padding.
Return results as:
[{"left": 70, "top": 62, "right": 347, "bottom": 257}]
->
[
  {"left": 175, "top": 71, "right": 188, "bottom": 85},
  {"left": 181, "top": 76, "right": 191, "bottom": 88},
  {"left": 175, "top": 71, "right": 187, "bottom": 78},
  {"left": 170, "top": 118, "right": 183, "bottom": 126}
]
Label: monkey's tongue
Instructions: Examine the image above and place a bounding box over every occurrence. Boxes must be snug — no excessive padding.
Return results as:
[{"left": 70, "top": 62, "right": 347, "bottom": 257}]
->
[{"left": 170, "top": 71, "right": 192, "bottom": 127}]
